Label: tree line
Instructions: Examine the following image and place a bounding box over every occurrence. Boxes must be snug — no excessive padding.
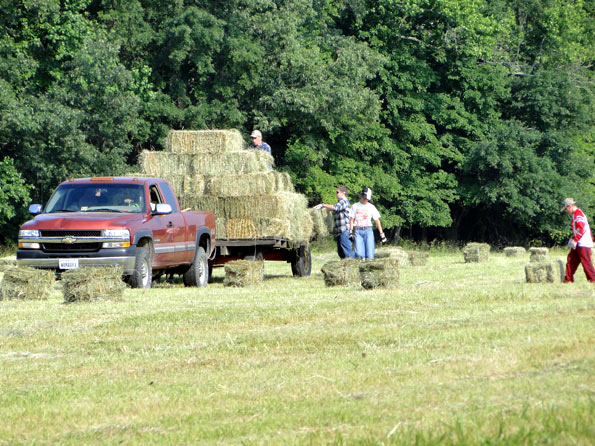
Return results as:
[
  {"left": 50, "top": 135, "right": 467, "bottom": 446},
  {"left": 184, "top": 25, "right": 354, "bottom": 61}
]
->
[{"left": 1, "top": 0, "right": 594, "bottom": 245}]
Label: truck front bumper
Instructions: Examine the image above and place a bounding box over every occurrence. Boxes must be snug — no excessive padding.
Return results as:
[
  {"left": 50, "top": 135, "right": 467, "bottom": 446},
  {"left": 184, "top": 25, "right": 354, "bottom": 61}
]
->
[{"left": 17, "top": 246, "right": 137, "bottom": 275}]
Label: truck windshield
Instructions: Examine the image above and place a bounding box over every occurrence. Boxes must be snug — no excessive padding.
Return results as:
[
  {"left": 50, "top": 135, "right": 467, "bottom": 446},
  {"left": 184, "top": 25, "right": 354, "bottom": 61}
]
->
[{"left": 44, "top": 184, "right": 146, "bottom": 213}]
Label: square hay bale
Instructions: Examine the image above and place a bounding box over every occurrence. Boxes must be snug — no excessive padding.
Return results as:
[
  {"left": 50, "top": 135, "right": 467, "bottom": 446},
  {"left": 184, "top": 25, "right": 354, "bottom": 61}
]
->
[
  {"left": 166, "top": 129, "right": 245, "bottom": 154},
  {"left": 224, "top": 260, "right": 264, "bottom": 287},
  {"left": 0, "top": 267, "right": 55, "bottom": 300},
  {"left": 309, "top": 208, "right": 334, "bottom": 240},
  {"left": 462, "top": 243, "right": 490, "bottom": 263},
  {"left": 529, "top": 247, "right": 549, "bottom": 263},
  {"left": 375, "top": 248, "right": 411, "bottom": 266},
  {"left": 320, "top": 259, "right": 361, "bottom": 287},
  {"left": 504, "top": 247, "right": 527, "bottom": 257},
  {"left": 525, "top": 260, "right": 564, "bottom": 283},
  {"left": 408, "top": 251, "right": 429, "bottom": 266},
  {"left": 359, "top": 259, "right": 400, "bottom": 289},
  {"left": 62, "top": 267, "right": 126, "bottom": 303},
  {"left": 140, "top": 150, "right": 274, "bottom": 178},
  {"left": 205, "top": 172, "right": 294, "bottom": 196}
]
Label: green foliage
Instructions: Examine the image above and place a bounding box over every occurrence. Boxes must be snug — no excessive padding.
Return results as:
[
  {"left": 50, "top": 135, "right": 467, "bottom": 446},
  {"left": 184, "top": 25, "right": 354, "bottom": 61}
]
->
[{"left": 0, "top": 157, "right": 31, "bottom": 243}]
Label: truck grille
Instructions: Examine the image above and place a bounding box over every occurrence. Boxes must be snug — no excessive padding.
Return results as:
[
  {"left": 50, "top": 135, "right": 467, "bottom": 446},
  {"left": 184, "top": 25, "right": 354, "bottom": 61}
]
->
[
  {"left": 42, "top": 243, "right": 102, "bottom": 253},
  {"left": 40, "top": 230, "right": 102, "bottom": 237}
]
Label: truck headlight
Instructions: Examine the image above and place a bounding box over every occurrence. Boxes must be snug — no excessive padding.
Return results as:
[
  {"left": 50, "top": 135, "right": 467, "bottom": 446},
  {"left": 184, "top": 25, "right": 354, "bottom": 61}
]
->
[
  {"left": 19, "top": 229, "right": 40, "bottom": 237},
  {"left": 18, "top": 229, "right": 41, "bottom": 249},
  {"left": 102, "top": 229, "right": 131, "bottom": 248}
]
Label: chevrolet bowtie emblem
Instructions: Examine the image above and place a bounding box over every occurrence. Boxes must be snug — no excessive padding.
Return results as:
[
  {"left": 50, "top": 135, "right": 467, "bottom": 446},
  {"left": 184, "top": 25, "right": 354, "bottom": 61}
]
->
[{"left": 63, "top": 236, "right": 77, "bottom": 244}]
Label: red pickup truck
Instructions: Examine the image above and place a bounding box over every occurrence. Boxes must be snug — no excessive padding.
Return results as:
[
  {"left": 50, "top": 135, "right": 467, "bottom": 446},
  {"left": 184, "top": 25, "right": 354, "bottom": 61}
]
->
[{"left": 17, "top": 177, "right": 216, "bottom": 288}]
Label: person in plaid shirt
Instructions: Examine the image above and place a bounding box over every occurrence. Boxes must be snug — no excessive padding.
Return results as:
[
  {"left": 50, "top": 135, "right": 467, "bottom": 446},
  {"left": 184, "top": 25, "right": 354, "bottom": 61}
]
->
[
  {"left": 318, "top": 185, "right": 354, "bottom": 258},
  {"left": 561, "top": 197, "right": 595, "bottom": 283}
]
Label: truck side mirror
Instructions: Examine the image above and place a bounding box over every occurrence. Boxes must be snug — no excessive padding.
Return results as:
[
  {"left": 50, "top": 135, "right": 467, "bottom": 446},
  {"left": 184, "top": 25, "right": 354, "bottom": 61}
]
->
[
  {"left": 29, "top": 204, "right": 42, "bottom": 215},
  {"left": 153, "top": 203, "right": 172, "bottom": 215}
]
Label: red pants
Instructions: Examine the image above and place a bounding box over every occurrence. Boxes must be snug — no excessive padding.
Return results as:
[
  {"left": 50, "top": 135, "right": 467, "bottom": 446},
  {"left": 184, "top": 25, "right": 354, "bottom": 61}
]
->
[{"left": 564, "top": 246, "right": 595, "bottom": 282}]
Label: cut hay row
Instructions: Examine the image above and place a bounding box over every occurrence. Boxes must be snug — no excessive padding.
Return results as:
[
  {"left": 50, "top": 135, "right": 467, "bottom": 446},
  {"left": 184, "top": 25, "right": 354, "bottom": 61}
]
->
[
  {"left": 224, "top": 260, "right": 264, "bottom": 287},
  {"left": 140, "top": 150, "right": 274, "bottom": 178},
  {"left": 166, "top": 129, "right": 245, "bottom": 154},
  {"left": 0, "top": 267, "right": 55, "bottom": 300},
  {"left": 62, "top": 267, "right": 126, "bottom": 303},
  {"left": 0, "top": 257, "right": 17, "bottom": 272}
]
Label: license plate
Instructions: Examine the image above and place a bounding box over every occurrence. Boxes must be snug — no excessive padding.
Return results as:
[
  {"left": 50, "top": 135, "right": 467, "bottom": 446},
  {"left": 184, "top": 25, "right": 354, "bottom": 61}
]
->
[{"left": 59, "top": 258, "right": 79, "bottom": 270}]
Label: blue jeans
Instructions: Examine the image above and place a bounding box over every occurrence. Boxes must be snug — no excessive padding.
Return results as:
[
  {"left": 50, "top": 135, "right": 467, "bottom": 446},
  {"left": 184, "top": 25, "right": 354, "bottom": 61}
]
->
[
  {"left": 336, "top": 231, "right": 354, "bottom": 259},
  {"left": 354, "top": 227, "right": 375, "bottom": 259}
]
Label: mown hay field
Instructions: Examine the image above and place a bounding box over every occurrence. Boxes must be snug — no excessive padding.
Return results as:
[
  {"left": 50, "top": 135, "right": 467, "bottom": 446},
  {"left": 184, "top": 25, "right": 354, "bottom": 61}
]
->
[{"left": 0, "top": 247, "right": 593, "bottom": 445}]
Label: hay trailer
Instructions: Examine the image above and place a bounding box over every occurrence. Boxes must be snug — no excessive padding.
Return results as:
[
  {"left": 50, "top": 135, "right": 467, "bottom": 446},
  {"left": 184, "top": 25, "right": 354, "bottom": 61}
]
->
[{"left": 210, "top": 237, "right": 311, "bottom": 277}]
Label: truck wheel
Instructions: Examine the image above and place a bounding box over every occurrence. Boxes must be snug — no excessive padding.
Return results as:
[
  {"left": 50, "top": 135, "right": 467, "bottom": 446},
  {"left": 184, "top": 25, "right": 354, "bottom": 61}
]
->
[
  {"left": 129, "top": 246, "right": 152, "bottom": 288},
  {"left": 183, "top": 247, "right": 209, "bottom": 287},
  {"left": 244, "top": 251, "right": 264, "bottom": 281},
  {"left": 291, "top": 245, "right": 311, "bottom": 277}
]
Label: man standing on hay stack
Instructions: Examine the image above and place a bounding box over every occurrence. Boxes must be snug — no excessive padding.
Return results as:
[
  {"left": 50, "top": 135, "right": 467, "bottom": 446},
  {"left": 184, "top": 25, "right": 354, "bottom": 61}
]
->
[
  {"left": 349, "top": 187, "right": 387, "bottom": 259},
  {"left": 317, "top": 185, "right": 355, "bottom": 259},
  {"left": 561, "top": 197, "right": 595, "bottom": 283},
  {"left": 248, "top": 130, "right": 272, "bottom": 154}
]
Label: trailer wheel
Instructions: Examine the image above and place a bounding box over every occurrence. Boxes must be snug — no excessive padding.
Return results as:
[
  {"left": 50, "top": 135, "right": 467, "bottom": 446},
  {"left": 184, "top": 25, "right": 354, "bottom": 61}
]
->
[
  {"left": 244, "top": 251, "right": 264, "bottom": 281},
  {"left": 291, "top": 245, "right": 311, "bottom": 277},
  {"left": 183, "top": 247, "right": 209, "bottom": 287},
  {"left": 128, "top": 246, "right": 152, "bottom": 288}
]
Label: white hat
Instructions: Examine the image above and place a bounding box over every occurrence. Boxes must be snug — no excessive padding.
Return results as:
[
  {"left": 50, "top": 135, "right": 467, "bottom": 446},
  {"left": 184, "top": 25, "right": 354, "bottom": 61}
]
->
[
  {"left": 250, "top": 130, "right": 262, "bottom": 138},
  {"left": 560, "top": 197, "right": 576, "bottom": 211}
]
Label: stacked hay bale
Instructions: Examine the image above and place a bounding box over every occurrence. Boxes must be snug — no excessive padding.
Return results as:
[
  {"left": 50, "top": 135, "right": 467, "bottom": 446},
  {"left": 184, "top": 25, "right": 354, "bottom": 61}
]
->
[
  {"left": 504, "top": 247, "right": 526, "bottom": 257},
  {"left": 0, "top": 267, "right": 55, "bottom": 300},
  {"left": 62, "top": 267, "right": 126, "bottom": 303},
  {"left": 224, "top": 260, "right": 264, "bottom": 287},
  {"left": 140, "top": 129, "right": 313, "bottom": 241},
  {"left": 320, "top": 259, "right": 361, "bottom": 287},
  {"left": 525, "top": 248, "right": 564, "bottom": 283},
  {"left": 376, "top": 248, "right": 411, "bottom": 266},
  {"left": 309, "top": 208, "right": 334, "bottom": 240},
  {"left": 462, "top": 243, "right": 490, "bottom": 263}
]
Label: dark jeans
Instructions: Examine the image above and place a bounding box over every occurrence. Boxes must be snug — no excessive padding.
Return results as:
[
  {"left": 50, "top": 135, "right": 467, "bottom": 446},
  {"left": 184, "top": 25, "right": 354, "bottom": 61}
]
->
[
  {"left": 564, "top": 246, "right": 595, "bottom": 282},
  {"left": 336, "top": 231, "right": 354, "bottom": 259}
]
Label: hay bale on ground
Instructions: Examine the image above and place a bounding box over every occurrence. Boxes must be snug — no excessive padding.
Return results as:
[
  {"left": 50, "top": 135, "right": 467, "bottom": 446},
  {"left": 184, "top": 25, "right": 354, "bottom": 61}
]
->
[
  {"left": 0, "top": 267, "right": 55, "bottom": 300},
  {"left": 525, "top": 260, "right": 564, "bottom": 283},
  {"left": 166, "top": 129, "right": 245, "bottom": 154},
  {"left": 224, "top": 260, "right": 264, "bottom": 287},
  {"left": 375, "top": 248, "right": 411, "bottom": 266},
  {"left": 359, "top": 259, "right": 400, "bottom": 289},
  {"left": 463, "top": 243, "right": 490, "bottom": 263},
  {"left": 408, "top": 251, "right": 428, "bottom": 266},
  {"left": 529, "top": 247, "right": 549, "bottom": 263},
  {"left": 320, "top": 259, "right": 361, "bottom": 287},
  {"left": 62, "top": 267, "right": 126, "bottom": 303},
  {"left": 504, "top": 247, "right": 526, "bottom": 257}
]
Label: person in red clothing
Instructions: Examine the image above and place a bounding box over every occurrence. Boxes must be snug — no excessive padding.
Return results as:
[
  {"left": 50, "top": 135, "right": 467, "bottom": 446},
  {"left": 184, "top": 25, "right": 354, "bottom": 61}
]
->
[{"left": 561, "top": 198, "right": 595, "bottom": 283}]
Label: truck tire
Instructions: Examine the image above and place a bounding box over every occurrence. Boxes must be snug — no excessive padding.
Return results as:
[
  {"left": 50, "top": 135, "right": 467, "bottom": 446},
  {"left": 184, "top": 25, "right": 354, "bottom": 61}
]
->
[
  {"left": 291, "top": 245, "right": 311, "bottom": 277},
  {"left": 128, "top": 246, "right": 152, "bottom": 288},
  {"left": 183, "top": 247, "right": 209, "bottom": 287}
]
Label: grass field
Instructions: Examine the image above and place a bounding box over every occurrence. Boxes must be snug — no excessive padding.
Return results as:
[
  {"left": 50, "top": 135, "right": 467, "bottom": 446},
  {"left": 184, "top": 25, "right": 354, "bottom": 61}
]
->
[{"left": 1, "top": 247, "right": 594, "bottom": 445}]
